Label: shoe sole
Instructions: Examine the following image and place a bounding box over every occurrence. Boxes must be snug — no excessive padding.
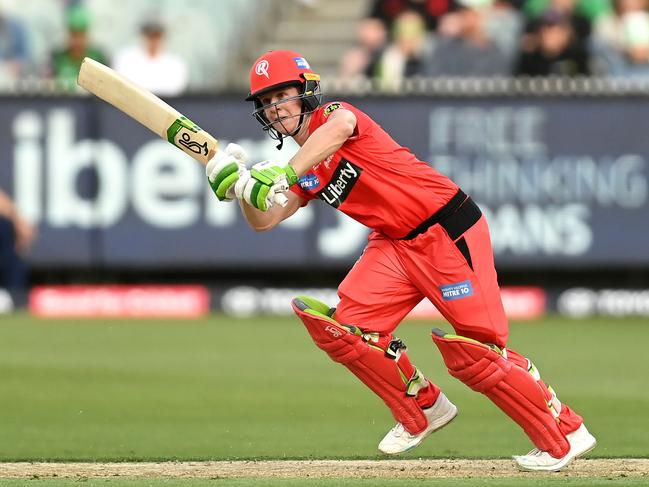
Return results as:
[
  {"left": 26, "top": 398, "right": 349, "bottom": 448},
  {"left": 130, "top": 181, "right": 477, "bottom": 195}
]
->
[
  {"left": 380, "top": 404, "right": 458, "bottom": 455},
  {"left": 514, "top": 437, "right": 597, "bottom": 472}
]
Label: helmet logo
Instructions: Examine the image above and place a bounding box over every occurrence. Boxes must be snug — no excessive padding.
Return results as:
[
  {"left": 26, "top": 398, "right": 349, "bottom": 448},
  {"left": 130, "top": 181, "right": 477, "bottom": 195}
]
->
[
  {"left": 293, "top": 57, "right": 310, "bottom": 69},
  {"left": 255, "top": 60, "right": 270, "bottom": 78}
]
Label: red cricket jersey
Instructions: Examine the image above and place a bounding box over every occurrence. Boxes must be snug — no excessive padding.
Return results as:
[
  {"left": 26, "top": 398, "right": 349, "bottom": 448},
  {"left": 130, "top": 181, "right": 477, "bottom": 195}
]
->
[{"left": 290, "top": 101, "right": 459, "bottom": 239}]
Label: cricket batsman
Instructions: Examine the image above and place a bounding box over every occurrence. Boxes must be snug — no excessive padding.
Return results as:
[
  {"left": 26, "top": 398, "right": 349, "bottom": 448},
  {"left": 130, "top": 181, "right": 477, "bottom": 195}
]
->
[{"left": 206, "top": 50, "right": 596, "bottom": 471}]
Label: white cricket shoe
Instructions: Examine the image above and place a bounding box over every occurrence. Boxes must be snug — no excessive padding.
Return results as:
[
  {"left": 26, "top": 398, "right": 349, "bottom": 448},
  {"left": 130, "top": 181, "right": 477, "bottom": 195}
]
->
[
  {"left": 513, "top": 424, "right": 597, "bottom": 472},
  {"left": 378, "top": 392, "right": 458, "bottom": 455}
]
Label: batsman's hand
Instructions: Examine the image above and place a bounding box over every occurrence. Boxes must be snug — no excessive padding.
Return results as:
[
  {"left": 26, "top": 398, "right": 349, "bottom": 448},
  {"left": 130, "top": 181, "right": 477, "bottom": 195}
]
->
[
  {"left": 250, "top": 161, "right": 298, "bottom": 193},
  {"left": 206, "top": 143, "right": 248, "bottom": 201},
  {"left": 234, "top": 170, "right": 288, "bottom": 212}
]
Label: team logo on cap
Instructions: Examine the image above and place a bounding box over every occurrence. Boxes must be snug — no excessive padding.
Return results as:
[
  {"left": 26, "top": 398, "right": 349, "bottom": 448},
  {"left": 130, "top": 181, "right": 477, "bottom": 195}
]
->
[{"left": 255, "top": 59, "right": 269, "bottom": 78}]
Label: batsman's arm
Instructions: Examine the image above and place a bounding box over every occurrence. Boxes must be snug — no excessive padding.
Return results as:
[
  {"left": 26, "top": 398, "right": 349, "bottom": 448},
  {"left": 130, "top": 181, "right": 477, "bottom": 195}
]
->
[
  {"left": 240, "top": 191, "right": 304, "bottom": 232},
  {"left": 288, "top": 109, "right": 357, "bottom": 176}
]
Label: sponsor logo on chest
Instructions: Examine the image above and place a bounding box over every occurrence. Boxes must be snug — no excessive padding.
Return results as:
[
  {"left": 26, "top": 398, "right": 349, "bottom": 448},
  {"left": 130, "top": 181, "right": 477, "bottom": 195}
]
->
[{"left": 316, "top": 159, "right": 362, "bottom": 208}]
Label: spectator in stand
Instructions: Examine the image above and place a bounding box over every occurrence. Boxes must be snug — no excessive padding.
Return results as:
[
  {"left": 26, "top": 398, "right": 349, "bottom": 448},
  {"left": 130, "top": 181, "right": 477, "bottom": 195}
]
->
[
  {"left": 0, "top": 9, "right": 29, "bottom": 82},
  {"left": 113, "top": 18, "right": 188, "bottom": 96},
  {"left": 376, "top": 10, "right": 431, "bottom": 88},
  {"left": 523, "top": 0, "right": 612, "bottom": 25},
  {"left": 592, "top": 0, "right": 649, "bottom": 76},
  {"left": 424, "top": 1, "right": 513, "bottom": 76},
  {"left": 49, "top": 5, "right": 108, "bottom": 85},
  {"left": 515, "top": 9, "right": 591, "bottom": 75},
  {"left": 521, "top": 0, "right": 599, "bottom": 49},
  {"left": 0, "top": 189, "right": 36, "bottom": 295},
  {"left": 339, "top": 17, "right": 388, "bottom": 81},
  {"left": 368, "top": 0, "right": 461, "bottom": 33},
  {"left": 484, "top": 1, "right": 525, "bottom": 67}
]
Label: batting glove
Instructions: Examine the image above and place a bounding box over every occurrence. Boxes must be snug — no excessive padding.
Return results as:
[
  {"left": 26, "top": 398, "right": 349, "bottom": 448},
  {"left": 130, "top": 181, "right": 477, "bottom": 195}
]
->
[
  {"left": 234, "top": 170, "right": 283, "bottom": 212},
  {"left": 250, "top": 161, "right": 298, "bottom": 194},
  {"left": 206, "top": 143, "right": 248, "bottom": 201}
]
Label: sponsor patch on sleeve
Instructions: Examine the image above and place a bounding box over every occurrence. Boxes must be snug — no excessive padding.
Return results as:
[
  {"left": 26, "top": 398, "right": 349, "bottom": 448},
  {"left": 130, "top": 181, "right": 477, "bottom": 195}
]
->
[
  {"left": 323, "top": 102, "right": 342, "bottom": 117},
  {"left": 298, "top": 173, "right": 320, "bottom": 190},
  {"left": 439, "top": 281, "right": 474, "bottom": 301}
]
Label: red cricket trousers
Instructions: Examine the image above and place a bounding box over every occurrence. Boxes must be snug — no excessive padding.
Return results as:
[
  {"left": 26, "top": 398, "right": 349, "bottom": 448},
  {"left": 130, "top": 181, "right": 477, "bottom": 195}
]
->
[
  {"left": 336, "top": 210, "right": 508, "bottom": 348},
  {"left": 334, "top": 196, "right": 582, "bottom": 435}
]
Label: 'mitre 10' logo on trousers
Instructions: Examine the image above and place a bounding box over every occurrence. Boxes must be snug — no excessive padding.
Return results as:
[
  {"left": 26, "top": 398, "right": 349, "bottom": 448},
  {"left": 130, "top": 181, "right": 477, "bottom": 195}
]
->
[{"left": 439, "top": 281, "right": 474, "bottom": 301}]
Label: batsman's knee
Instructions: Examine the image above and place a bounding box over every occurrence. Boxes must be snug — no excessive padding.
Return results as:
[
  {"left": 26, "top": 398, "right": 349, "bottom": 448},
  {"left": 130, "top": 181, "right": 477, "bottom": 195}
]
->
[
  {"left": 430, "top": 328, "right": 508, "bottom": 392},
  {"left": 292, "top": 295, "right": 419, "bottom": 372},
  {"left": 291, "top": 295, "right": 365, "bottom": 363}
]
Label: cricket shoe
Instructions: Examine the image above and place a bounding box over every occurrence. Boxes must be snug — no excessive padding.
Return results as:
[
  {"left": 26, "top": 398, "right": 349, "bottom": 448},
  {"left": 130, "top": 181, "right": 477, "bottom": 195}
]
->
[
  {"left": 378, "top": 392, "right": 458, "bottom": 455},
  {"left": 513, "top": 423, "right": 597, "bottom": 472}
]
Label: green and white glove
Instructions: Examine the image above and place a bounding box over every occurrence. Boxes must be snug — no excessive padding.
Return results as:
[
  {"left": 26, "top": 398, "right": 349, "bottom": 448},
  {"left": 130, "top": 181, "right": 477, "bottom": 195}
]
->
[
  {"left": 206, "top": 143, "right": 248, "bottom": 201},
  {"left": 250, "top": 161, "right": 298, "bottom": 193},
  {"left": 234, "top": 161, "right": 292, "bottom": 212},
  {"left": 234, "top": 171, "right": 279, "bottom": 212}
]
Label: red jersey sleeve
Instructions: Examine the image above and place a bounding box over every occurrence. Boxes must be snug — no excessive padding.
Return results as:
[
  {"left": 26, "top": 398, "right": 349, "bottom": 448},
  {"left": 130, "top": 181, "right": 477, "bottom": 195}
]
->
[
  {"left": 289, "top": 101, "right": 355, "bottom": 203},
  {"left": 290, "top": 180, "right": 316, "bottom": 202}
]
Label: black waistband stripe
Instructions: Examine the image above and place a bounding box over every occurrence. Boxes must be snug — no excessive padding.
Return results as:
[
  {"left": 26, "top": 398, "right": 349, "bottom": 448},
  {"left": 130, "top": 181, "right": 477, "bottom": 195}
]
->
[{"left": 400, "top": 190, "right": 482, "bottom": 241}]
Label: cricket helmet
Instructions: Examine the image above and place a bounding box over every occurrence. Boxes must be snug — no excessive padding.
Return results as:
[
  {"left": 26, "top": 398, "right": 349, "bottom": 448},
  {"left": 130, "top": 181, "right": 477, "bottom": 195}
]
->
[{"left": 246, "top": 50, "right": 322, "bottom": 147}]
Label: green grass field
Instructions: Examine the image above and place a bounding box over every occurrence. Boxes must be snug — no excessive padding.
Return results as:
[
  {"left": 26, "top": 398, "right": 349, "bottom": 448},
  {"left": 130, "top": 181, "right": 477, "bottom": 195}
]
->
[{"left": 0, "top": 313, "right": 648, "bottom": 486}]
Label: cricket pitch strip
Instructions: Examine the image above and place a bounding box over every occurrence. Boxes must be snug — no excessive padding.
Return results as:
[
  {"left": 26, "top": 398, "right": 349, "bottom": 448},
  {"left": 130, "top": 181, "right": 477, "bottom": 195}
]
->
[{"left": 0, "top": 459, "right": 648, "bottom": 479}]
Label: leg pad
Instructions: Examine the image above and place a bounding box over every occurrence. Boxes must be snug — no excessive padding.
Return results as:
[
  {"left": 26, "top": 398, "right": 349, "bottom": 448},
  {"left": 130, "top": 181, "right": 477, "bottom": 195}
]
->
[
  {"left": 292, "top": 296, "right": 437, "bottom": 434},
  {"left": 431, "top": 328, "right": 569, "bottom": 458}
]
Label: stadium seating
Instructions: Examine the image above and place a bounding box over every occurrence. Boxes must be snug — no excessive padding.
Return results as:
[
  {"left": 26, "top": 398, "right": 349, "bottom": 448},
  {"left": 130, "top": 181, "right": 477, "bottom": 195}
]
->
[{"left": 0, "top": 0, "right": 271, "bottom": 91}]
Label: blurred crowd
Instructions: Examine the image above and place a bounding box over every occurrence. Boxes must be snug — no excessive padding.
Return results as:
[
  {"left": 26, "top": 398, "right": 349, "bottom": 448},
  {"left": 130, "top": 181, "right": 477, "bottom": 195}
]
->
[
  {"left": 0, "top": 2, "right": 189, "bottom": 95},
  {"left": 3, "top": 0, "right": 649, "bottom": 95},
  {"left": 339, "top": 0, "right": 649, "bottom": 87}
]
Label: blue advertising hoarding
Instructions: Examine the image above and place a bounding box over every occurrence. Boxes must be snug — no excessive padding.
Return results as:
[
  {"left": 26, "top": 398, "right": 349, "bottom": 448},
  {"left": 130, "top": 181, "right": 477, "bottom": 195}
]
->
[{"left": 0, "top": 95, "right": 647, "bottom": 269}]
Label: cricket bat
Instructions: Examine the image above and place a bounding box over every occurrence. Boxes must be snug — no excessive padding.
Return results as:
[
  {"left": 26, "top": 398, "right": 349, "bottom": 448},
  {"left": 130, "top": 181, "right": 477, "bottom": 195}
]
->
[
  {"left": 78, "top": 57, "right": 217, "bottom": 165},
  {"left": 77, "top": 57, "right": 287, "bottom": 205}
]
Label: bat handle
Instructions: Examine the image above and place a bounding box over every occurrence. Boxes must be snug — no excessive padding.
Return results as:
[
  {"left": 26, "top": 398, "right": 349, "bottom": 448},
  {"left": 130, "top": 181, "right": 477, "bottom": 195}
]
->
[{"left": 273, "top": 192, "right": 289, "bottom": 207}]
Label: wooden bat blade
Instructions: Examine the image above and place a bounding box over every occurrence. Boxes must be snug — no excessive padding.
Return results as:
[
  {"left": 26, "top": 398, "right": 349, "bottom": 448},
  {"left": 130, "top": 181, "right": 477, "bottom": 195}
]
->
[{"left": 77, "top": 57, "right": 217, "bottom": 165}]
